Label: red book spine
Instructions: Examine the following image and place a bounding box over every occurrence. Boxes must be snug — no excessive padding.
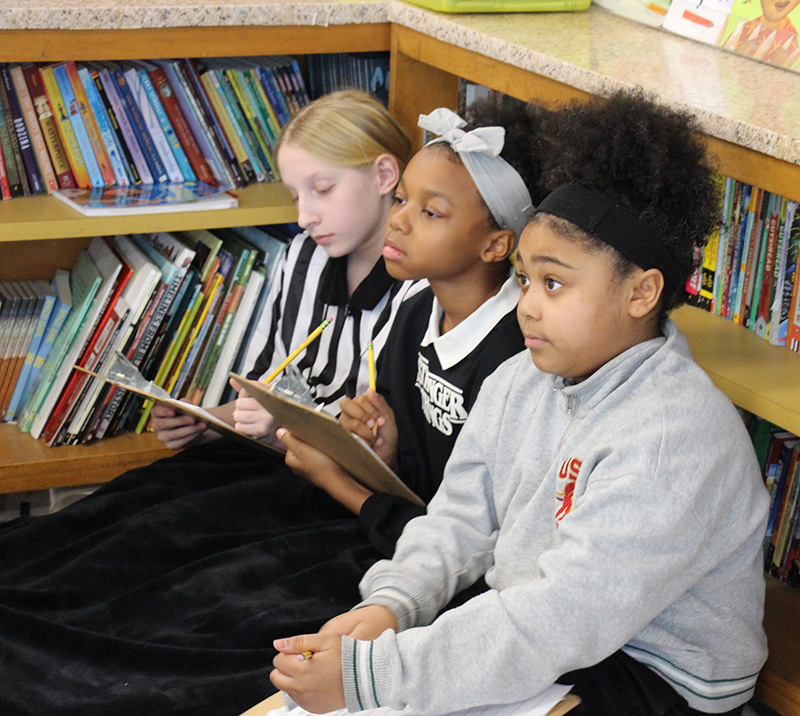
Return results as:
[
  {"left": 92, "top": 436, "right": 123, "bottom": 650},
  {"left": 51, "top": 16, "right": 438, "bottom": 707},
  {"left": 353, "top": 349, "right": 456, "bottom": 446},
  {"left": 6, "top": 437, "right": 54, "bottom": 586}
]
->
[
  {"left": 23, "top": 64, "right": 77, "bottom": 189},
  {"left": 0, "top": 138, "right": 11, "bottom": 199},
  {"left": 148, "top": 66, "right": 215, "bottom": 186}
]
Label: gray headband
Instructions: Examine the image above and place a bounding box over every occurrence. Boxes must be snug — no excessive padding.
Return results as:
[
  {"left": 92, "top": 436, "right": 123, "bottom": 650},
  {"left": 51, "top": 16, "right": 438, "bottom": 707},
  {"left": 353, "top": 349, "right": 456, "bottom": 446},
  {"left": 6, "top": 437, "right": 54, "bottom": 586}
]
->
[{"left": 418, "top": 108, "right": 534, "bottom": 243}]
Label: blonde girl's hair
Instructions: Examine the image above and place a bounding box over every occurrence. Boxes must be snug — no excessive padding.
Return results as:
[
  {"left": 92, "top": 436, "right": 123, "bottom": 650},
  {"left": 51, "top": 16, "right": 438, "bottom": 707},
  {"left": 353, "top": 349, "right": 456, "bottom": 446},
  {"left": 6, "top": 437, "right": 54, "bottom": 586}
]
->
[{"left": 276, "top": 90, "right": 413, "bottom": 172}]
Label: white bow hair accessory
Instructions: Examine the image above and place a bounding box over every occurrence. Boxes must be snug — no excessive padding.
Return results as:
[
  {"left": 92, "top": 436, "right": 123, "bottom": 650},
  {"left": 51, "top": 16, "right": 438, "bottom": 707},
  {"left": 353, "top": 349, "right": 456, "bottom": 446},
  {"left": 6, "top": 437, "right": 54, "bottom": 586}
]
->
[
  {"left": 417, "top": 107, "right": 534, "bottom": 243},
  {"left": 418, "top": 107, "right": 505, "bottom": 157}
]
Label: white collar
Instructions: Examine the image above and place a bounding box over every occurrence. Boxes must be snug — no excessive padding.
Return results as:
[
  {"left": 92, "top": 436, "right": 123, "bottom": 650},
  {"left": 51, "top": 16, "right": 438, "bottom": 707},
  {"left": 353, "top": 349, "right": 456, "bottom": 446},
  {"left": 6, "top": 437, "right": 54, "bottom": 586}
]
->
[{"left": 421, "top": 272, "right": 520, "bottom": 370}]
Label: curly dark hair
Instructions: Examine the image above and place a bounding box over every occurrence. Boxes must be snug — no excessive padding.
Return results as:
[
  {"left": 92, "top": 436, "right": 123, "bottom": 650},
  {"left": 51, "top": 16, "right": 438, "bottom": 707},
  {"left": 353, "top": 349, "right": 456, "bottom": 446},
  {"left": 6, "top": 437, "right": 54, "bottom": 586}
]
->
[{"left": 536, "top": 89, "right": 720, "bottom": 315}]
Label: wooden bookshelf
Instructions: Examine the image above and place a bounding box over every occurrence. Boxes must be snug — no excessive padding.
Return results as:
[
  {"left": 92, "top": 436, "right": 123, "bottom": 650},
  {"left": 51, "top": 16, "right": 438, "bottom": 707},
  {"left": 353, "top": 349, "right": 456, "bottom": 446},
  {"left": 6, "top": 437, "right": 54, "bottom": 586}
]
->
[
  {"left": 0, "top": 181, "right": 296, "bottom": 244},
  {"left": 673, "top": 306, "right": 800, "bottom": 438},
  {"left": 0, "top": 422, "right": 173, "bottom": 494},
  {"left": 759, "top": 580, "right": 800, "bottom": 715}
]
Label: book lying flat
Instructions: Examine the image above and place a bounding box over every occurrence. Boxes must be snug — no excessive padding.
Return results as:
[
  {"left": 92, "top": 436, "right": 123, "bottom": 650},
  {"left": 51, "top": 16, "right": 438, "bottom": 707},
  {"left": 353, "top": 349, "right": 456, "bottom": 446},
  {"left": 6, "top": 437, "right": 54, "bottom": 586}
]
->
[
  {"left": 52, "top": 181, "right": 238, "bottom": 216},
  {"left": 240, "top": 684, "right": 578, "bottom": 716},
  {"left": 74, "top": 360, "right": 281, "bottom": 455},
  {"left": 231, "top": 372, "right": 424, "bottom": 506}
]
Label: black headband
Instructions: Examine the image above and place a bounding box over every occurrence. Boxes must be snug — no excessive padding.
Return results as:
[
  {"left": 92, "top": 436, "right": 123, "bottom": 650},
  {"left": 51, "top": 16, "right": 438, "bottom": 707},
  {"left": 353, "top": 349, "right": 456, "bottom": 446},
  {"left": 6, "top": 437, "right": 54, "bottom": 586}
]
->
[{"left": 536, "top": 184, "right": 685, "bottom": 291}]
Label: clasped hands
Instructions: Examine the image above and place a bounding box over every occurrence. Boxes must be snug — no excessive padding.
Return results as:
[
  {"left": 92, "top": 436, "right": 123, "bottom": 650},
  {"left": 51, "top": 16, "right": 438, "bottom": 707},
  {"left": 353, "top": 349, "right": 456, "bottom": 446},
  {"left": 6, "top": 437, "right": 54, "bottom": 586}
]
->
[{"left": 270, "top": 604, "right": 398, "bottom": 714}]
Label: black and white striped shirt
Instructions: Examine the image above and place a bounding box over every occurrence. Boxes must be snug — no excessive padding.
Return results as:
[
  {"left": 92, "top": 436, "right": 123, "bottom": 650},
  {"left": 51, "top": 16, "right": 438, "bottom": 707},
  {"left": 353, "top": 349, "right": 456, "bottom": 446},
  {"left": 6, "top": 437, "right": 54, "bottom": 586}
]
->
[{"left": 245, "top": 232, "right": 424, "bottom": 414}]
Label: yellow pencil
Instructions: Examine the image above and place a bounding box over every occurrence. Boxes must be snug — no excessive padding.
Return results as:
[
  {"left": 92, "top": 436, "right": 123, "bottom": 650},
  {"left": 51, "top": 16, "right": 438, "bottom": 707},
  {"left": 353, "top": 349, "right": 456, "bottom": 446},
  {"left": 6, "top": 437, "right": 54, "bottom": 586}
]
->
[
  {"left": 263, "top": 318, "right": 331, "bottom": 384},
  {"left": 367, "top": 342, "right": 376, "bottom": 392}
]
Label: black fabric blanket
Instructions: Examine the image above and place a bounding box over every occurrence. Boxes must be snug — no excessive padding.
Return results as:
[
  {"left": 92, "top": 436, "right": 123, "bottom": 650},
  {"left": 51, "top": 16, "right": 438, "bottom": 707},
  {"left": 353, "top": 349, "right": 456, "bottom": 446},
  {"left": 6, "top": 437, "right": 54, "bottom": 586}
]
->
[{"left": 0, "top": 441, "right": 382, "bottom": 716}]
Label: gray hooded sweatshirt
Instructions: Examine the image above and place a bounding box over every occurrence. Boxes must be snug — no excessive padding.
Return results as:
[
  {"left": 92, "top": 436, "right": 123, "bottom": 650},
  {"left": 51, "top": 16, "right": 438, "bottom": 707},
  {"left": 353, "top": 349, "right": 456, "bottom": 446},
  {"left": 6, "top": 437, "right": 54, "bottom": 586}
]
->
[{"left": 344, "top": 320, "right": 769, "bottom": 715}]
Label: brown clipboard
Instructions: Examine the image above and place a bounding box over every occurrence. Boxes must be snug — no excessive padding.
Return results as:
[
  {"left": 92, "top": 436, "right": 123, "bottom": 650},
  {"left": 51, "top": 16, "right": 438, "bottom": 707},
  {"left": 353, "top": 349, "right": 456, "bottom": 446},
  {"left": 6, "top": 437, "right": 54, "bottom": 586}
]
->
[
  {"left": 74, "top": 365, "right": 283, "bottom": 456},
  {"left": 230, "top": 372, "right": 424, "bottom": 506}
]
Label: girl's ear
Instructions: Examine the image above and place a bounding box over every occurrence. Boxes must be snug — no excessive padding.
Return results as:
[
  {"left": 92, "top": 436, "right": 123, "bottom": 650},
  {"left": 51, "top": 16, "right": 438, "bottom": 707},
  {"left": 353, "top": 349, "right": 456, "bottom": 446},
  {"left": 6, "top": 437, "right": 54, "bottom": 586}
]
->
[
  {"left": 628, "top": 268, "right": 664, "bottom": 318},
  {"left": 374, "top": 154, "right": 400, "bottom": 196},
  {"left": 480, "top": 229, "right": 516, "bottom": 264}
]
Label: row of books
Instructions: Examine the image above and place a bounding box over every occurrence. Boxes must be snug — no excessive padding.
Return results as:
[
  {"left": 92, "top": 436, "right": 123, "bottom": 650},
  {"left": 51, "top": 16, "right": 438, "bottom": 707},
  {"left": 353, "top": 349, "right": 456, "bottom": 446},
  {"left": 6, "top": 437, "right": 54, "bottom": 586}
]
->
[
  {"left": 0, "top": 54, "right": 310, "bottom": 200},
  {"left": 1, "top": 224, "right": 291, "bottom": 447},
  {"left": 749, "top": 415, "right": 800, "bottom": 587},
  {"left": 686, "top": 177, "right": 800, "bottom": 353},
  {"left": 306, "top": 52, "right": 391, "bottom": 106},
  {"left": 592, "top": 0, "right": 800, "bottom": 74}
]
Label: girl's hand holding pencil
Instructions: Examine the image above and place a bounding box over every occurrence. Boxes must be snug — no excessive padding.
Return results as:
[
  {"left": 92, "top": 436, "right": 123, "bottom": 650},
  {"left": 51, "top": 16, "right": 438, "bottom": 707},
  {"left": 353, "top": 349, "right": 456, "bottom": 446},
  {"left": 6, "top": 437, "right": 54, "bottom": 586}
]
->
[
  {"left": 229, "top": 377, "right": 278, "bottom": 440},
  {"left": 271, "top": 633, "right": 346, "bottom": 714},
  {"left": 339, "top": 391, "right": 399, "bottom": 471}
]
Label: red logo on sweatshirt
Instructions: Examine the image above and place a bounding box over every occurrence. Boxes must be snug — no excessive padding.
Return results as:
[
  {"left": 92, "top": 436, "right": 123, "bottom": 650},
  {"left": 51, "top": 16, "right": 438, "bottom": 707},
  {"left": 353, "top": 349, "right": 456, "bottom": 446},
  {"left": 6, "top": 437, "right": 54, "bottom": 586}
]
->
[{"left": 556, "top": 457, "right": 582, "bottom": 521}]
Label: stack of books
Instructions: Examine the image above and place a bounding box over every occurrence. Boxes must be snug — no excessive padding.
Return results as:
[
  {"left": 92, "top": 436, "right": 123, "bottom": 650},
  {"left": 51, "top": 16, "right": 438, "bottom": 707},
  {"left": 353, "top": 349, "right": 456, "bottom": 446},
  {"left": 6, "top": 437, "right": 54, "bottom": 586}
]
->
[
  {"left": 0, "top": 55, "right": 310, "bottom": 201},
  {"left": 749, "top": 415, "right": 800, "bottom": 587},
  {"left": 686, "top": 176, "right": 800, "bottom": 353},
  {"left": 1, "top": 225, "right": 291, "bottom": 446}
]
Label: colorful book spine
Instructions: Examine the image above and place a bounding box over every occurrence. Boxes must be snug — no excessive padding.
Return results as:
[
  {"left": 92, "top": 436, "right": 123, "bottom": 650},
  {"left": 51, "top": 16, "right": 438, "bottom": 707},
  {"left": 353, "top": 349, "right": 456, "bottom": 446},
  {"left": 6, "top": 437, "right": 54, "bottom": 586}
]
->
[
  {"left": 39, "top": 64, "right": 91, "bottom": 189},
  {"left": 226, "top": 68, "right": 278, "bottom": 178},
  {"left": 5, "top": 284, "right": 55, "bottom": 422},
  {"left": 153, "top": 59, "right": 227, "bottom": 187},
  {"left": 123, "top": 67, "right": 183, "bottom": 183},
  {"left": 772, "top": 202, "right": 799, "bottom": 347},
  {"left": 52, "top": 62, "right": 105, "bottom": 188},
  {"left": 180, "top": 58, "right": 244, "bottom": 188},
  {"left": 22, "top": 279, "right": 71, "bottom": 422},
  {"left": 168, "top": 271, "right": 223, "bottom": 398},
  {"left": 289, "top": 59, "right": 310, "bottom": 107},
  {"left": 242, "top": 68, "right": 282, "bottom": 146},
  {"left": 22, "top": 64, "right": 76, "bottom": 190},
  {"left": 147, "top": 64, "right": 213, "bottom": 185},
  {"left": 753, "top": 193, "right": 781, "bottom": 338},
  {"left": 133, "top": 273, "right": 201, "bottom": 433},
  {"left": 112, "top": 67, "right": 168, "bottom": 183},
  {"left": 726, "top": 183, "right": 749, "bottom": 320},
  {"left": 137, "top": 67, "right": 196, "bottom": 182},
  {"left": 787, "top": 226, "right": 800, "bottom": 353},
  {"left": 98, "top": 68, "right": 152, "bottom": 184},
  {"left": 200, "top": 70, "right": 258, "bottom": 184},
  {"left": 271, "top": 64, "right": 299, "bottom": 118},
  {"left": 78, "top": 65, "right": 130, "bottom": 186},
  {"left": 64, "top": 61, "right": 116, "bottom": 186},
  {"left": 0, "top": 74, "right": 28, "bottom": 196},
  {"left": 257, "top": 66, "right": 291, "bottom": 128},
  {"left": 9, "top": 65, "right": 58, "bottom": 193},
  {"left": 216, "top": 67, "right": 275, "bottom": 180},
  {"left": 90, "top": 68, "right": 139, "bottom": 184},
  {"left": 0, "top": 135, "right": 10, "bottom": 199}
]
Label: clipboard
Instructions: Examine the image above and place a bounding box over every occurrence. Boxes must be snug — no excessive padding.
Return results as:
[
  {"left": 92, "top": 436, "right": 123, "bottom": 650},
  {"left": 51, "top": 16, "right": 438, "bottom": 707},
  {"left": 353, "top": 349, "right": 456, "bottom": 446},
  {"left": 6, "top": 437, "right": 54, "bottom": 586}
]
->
[
  {"left": 230, "top": 373, "right": 424, "bottom": 507},
  {"left": 74, "top": 364, "right": 282, "bottom": 456}
]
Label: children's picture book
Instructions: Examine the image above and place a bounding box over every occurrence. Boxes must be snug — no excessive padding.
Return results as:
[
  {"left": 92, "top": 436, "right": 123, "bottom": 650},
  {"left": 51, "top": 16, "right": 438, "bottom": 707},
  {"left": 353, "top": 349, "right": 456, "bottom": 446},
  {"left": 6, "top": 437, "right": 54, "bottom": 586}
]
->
[
  {"left": 230, "top": 372, "right": 425, "bottom": 506},
  {"left": 51, "top": 181, "right": 237, "bottom": 216},
  {"left": 663, "top": 0, "right": 800, "bottom": 72}
]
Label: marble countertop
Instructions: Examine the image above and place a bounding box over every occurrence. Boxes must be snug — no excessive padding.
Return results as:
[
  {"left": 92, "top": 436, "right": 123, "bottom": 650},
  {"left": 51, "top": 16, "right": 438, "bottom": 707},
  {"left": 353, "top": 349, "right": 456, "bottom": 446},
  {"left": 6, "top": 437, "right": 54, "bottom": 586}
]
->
[{"left": 2, "top": 0, "right": 799, "bottom": 165}]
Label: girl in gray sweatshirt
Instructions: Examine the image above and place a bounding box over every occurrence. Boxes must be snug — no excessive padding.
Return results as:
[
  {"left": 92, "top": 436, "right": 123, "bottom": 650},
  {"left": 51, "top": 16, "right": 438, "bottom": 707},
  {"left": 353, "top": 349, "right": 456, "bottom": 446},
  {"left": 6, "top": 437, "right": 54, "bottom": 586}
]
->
[{"left": 270, "top": 90, "right": 769, "bottom": 716}]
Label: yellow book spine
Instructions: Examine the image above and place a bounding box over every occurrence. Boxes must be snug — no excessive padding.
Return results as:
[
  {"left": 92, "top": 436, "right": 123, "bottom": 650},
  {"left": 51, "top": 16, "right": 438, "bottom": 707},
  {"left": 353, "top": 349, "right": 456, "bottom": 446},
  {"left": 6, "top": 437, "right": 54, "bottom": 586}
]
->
[{"left": 39, "top": 65, "right": 91, "bottom": 188}]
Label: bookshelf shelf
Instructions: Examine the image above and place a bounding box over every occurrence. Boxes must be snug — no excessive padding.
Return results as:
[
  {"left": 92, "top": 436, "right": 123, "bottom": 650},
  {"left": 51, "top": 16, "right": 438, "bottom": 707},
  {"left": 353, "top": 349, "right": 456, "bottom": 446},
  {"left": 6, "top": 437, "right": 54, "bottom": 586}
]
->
[
  {"left": 0, "top": 181, "right": 297, "bottom": 243},
  {"left": 672, "top": 306, "right": 800, "bottom": 438},
  {"left": 0, "top": 422, "right": 173, "bottom": 494}
]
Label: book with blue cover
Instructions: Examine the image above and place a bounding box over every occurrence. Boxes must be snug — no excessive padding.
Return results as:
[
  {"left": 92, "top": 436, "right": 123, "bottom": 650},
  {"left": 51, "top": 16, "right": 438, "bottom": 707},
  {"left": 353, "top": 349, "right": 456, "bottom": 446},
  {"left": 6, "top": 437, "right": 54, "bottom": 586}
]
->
[{"left": 51, "top": 181, "right": 237, "bottom": 216}]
